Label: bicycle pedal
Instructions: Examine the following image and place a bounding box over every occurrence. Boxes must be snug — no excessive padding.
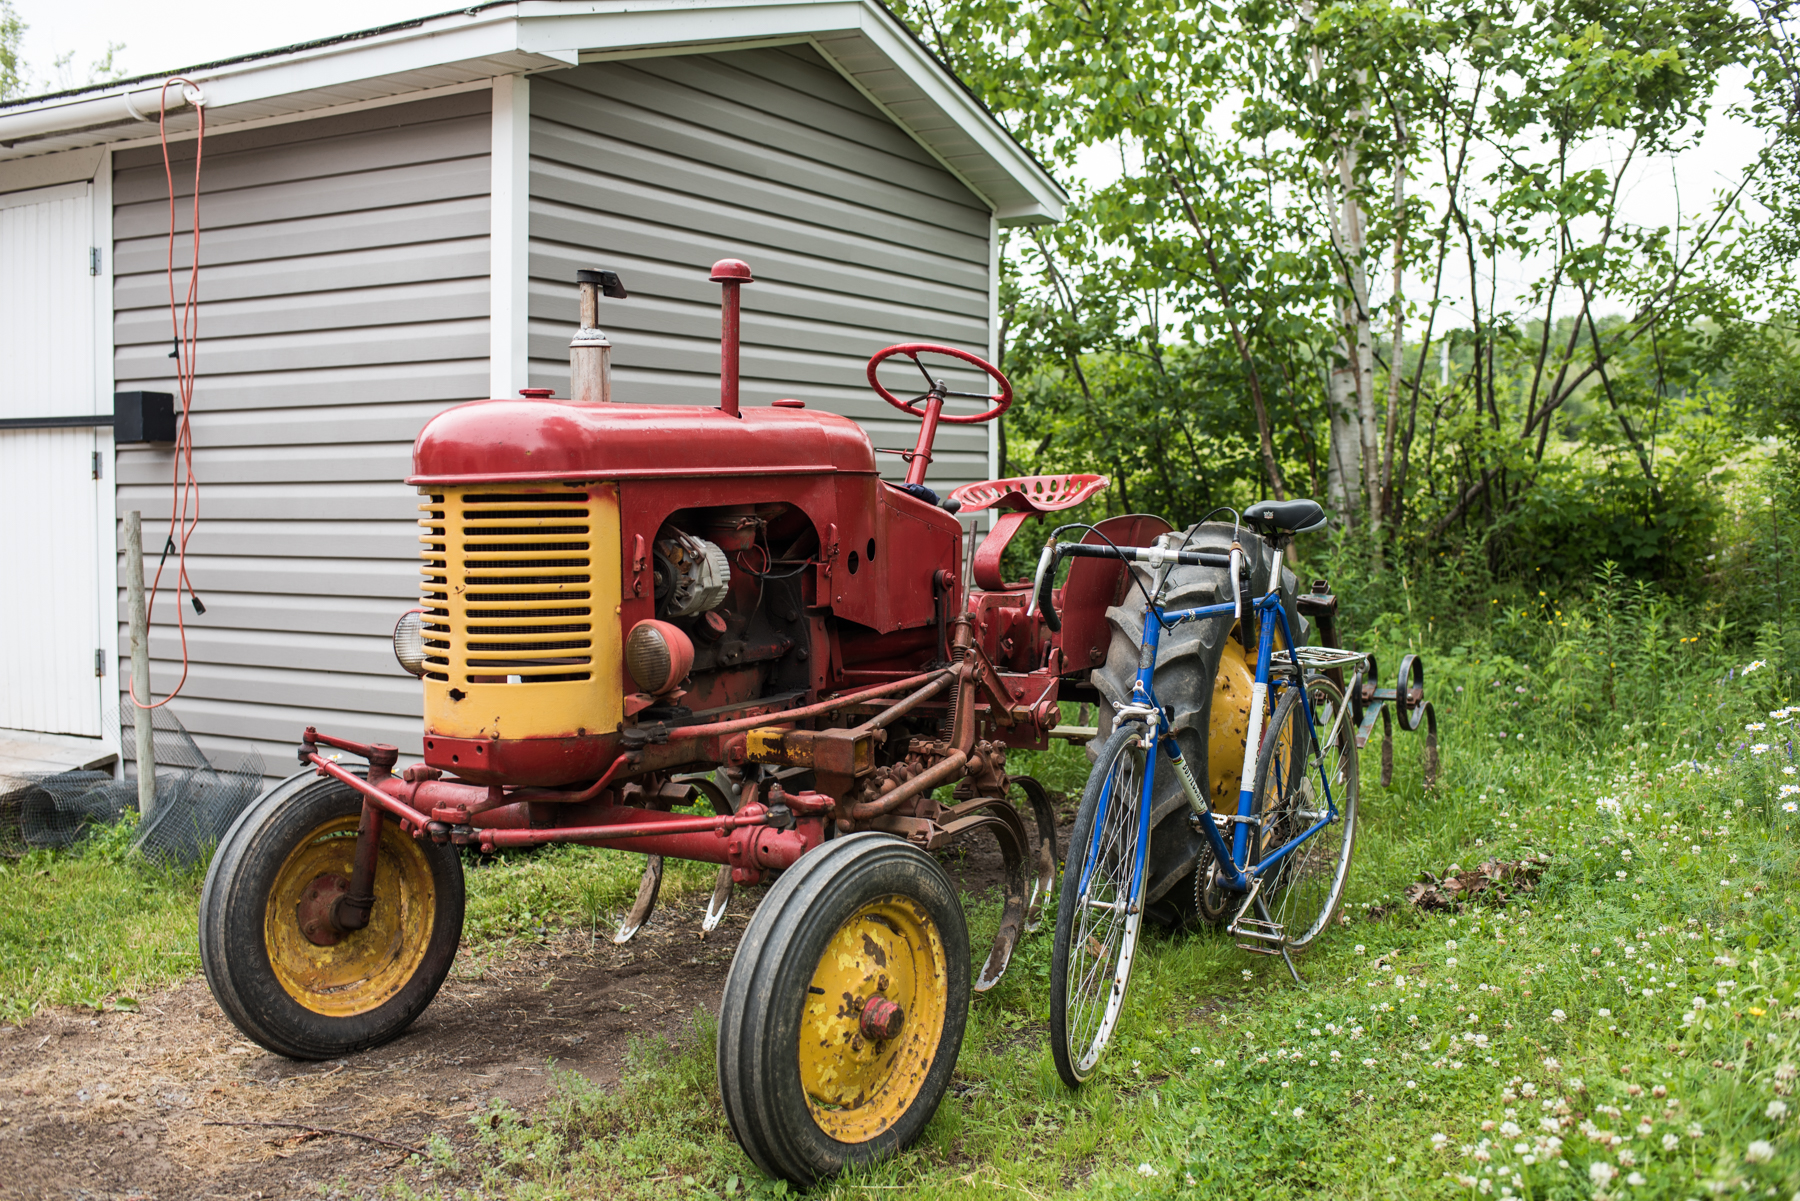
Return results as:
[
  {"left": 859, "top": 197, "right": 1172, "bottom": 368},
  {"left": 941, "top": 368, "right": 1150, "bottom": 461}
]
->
[{"left": 1228, "top": 916, "right": 1286, "bottom": 945}]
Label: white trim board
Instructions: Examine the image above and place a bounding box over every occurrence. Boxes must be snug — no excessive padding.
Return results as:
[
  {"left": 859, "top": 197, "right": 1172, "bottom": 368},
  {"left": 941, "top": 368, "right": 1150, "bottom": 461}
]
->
[{"left": 490, "top": 74, "right": 530, "bottom": 400}]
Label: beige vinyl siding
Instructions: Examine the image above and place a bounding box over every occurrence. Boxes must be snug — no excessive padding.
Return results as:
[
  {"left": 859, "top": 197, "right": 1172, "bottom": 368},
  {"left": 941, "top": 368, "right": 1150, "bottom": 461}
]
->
[
  {"left": 112, "top": 92, "right": 491, "bottom": 775},
  {"left": 526, "top": 45, "right": 995, "bottom": 493}
]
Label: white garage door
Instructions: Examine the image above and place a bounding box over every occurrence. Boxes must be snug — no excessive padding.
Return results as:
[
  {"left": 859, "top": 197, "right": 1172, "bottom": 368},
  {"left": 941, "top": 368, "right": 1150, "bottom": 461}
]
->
[{"left": 0, "top": 180, "right": 105, "bottom": 738}]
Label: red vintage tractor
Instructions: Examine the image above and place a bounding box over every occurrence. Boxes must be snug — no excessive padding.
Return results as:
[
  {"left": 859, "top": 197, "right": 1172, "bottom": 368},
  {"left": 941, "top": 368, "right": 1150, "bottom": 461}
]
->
[{"left": 197, "top": 260, "right": 1349, "bottom": 1184}]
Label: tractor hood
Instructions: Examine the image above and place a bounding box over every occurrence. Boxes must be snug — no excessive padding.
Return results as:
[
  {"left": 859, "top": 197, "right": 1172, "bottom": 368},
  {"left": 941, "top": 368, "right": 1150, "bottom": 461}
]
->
[{"left": 408, "top": 398, "right": 879, "bottom": 485}]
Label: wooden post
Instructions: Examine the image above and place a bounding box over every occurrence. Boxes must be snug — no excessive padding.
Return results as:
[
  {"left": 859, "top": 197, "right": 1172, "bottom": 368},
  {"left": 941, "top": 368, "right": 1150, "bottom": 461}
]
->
[{"left": 124, "top": 510, "right": 156, "bottom": 821}]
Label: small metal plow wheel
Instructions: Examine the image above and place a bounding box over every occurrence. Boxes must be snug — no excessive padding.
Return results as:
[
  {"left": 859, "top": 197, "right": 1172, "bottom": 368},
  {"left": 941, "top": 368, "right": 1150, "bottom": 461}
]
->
[
  {"left": 939, "top": 795, "right": 1031, "bottom": 991},
  {"left": 717, "top": 833, "right": 969, "bottom": 1186},
  {"left": 1011, "top": 775, "right": 1060, "bottom": 932}
]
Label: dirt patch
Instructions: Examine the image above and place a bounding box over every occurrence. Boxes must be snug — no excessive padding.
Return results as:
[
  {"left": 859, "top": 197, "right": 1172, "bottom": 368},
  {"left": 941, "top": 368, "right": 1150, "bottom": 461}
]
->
[
  {"left": 0, "top": 893, "right": 751, "bottom": 1201},
  {"left": 0, "top": 821, "right": 1056, "bottom": 1201}
]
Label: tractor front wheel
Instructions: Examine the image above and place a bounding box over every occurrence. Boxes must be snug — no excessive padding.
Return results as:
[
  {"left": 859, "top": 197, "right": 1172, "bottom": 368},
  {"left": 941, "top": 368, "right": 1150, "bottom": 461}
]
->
[
  {"left": 199, "top": 771, "right": 465, "bottom": 1059},
  {"left": 717, "top": 833, "right": 969, "bottom": 1185}
]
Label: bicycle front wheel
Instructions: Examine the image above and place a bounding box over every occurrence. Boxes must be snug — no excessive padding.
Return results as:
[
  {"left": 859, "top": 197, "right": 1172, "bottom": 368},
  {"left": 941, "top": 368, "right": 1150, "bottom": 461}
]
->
[
  {"left": 1250, "top": 677, "right": 1358, "bottom": 954},
  {"left": 1050, "top": 722, "right": 1150, "bottom": 1087}
]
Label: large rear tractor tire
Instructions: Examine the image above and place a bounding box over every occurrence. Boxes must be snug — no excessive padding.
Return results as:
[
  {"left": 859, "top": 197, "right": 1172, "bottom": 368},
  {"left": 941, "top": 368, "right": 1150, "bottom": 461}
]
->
[
  {"left": 1089, "top": 523, "right": 1302, "bottom": 926},
  {"left": 717, "top": 833, "right": 970, "bottom": 1185},
  {"left": 199, "top": 771, "right": 465, "bottom": 1059}
]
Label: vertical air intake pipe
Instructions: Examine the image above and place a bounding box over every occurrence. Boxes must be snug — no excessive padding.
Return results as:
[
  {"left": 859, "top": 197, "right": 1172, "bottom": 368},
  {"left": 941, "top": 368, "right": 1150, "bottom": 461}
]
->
[
  {"left": 570, "top": 268, "right": 626, "bottom": 403},
  {"left": 710, "top": 258, "right": 753, "bottom": 417}
]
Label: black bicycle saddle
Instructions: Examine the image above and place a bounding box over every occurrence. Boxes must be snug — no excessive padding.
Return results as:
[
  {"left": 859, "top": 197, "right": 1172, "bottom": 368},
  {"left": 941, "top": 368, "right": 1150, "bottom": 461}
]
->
[{"left": 1244, "top": 498, "right": 1328, "bottom": 538}]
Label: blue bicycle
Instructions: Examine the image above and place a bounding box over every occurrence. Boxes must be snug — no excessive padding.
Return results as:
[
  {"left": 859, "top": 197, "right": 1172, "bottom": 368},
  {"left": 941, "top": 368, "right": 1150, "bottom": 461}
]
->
[{"left": 1031, "top": 500, "right": 1363, "bottom": 1086}]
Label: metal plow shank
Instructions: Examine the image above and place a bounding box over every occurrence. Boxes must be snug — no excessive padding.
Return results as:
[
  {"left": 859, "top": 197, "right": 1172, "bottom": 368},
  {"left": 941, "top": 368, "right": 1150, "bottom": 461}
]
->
[
  {"left": 940, "top": 796, "right": 1032, "bottom": 991},
  {"left": 1011, "top": 775, "right": 1060, "bottom": 932},
  {"left": 615, "top": 854, "right": 664, "bottom": 943}
]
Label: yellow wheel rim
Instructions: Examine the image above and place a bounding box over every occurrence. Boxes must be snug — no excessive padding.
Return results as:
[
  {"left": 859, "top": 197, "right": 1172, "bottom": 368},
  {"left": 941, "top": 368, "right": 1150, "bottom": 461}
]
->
[
  {"left": 264, "top": 816, "right": 436, "bottom": 1017},
  {"left": 797, "top": 894, "right": 948, "bottom": 1143}
]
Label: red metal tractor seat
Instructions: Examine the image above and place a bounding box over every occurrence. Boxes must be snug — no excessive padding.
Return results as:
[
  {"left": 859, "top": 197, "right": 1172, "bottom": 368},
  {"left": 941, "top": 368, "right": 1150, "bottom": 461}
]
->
[{"left": 948, "top": 474, "right": 1110, "bottom": 591}]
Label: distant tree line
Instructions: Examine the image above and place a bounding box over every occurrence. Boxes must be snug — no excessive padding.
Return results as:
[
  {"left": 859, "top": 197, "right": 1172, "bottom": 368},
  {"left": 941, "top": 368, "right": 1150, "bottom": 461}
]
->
[{"left": 894, "top": 0, "right": 1800, "bottom": 588}]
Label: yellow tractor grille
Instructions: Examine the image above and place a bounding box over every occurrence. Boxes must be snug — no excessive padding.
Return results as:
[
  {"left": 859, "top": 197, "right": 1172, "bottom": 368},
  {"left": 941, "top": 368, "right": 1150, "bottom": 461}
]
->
[{"left": 420, "top": 490, "right": 596, "bottom": 684}]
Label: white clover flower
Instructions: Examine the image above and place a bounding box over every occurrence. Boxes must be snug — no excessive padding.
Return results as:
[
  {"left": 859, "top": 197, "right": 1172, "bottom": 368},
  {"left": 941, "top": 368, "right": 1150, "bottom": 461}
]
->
[
  {"left": 1693, "top": 997, "right": 1708, "bottom": 1010},
  {"left": 1293, "top": 1106, "right": 1306, "bottom": 1118},
  {"left": 1687, "top": 1123, "right": 1704, "bottom": 1138},
  {"left": 1767, "top": 1099, "right": 1789, "bottom": 1120},
  {"left": 1447, "top": 957, "right": 1458, "bottom": 967},
  {"left": 1138, "top": 1163, "right": 1159, "bottom": 1177},
  {"left": 1745, "top": 1140, "right": 1774, "bottom": 1164},
  {"left": 1213, "top": 1059, "right": 1225, "bottom": 1068},
  {"left": 1662, "top": 1133, "right": 1679, "bottom": 1151},
  {"left": 1354, "top": 944, "right": 1366, "bottom": 955},
  {"left": 1499, "top": 1121, "right": 1522, "bottom": 1138},
  {"left": 1406, "top": 1080, "right": 1417, "bottom": 1089},
  {"left": 1626, "top": 1171, "right": 1646, "bottom": 1186},
  {"left": 1242, "top": 969, "right": 1253, "bottom": 980},
  {"left": 1363, "top": 1057, "right": 1376, "bottom": 1067},
  {"left": 1616, "top": 871, "right": 1628, "bottom": 880},
  {"left": 1447, "top": 939, "right": 1458, "bottom": 951},
  {"left": 1598, "top": 1008, "right": 1612, "bottom": 1017},
  {"left": 1588, "top": 1162, "right": 1616, "bottom": 1185},
  {"left": 1550, "top": 1009, "right": 1566, "bottom": 1023},
  {"left": 1431, "top": 1132, "right": 1448, "bottom": 1148},
  {"left": 1597, "top": 797, "right": 1622, "bottom": 816}
]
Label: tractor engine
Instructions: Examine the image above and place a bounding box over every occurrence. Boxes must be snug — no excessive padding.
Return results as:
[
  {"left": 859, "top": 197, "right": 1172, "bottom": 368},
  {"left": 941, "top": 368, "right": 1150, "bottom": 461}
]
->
[{"left": 398, "top": 263, "right": 964, "bottom": 788}]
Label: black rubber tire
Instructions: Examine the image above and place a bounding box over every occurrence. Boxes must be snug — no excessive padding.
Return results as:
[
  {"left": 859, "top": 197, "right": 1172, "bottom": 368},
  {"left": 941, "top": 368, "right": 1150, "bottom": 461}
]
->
[
  {"left": 199, "top": 770, "right": 465, "bottom": 1060},
  {"left": 1248, "top": 679, "right": 1358, "bottom": 954},
  {"left": 717, "top": 833, "right": 970, "bottom": 1186},
  {"left": 1050, "top": 723, "right": 1149, "bottom": 1087},
  {"left": 1090, "top": 523, "right": 1303, "bottom": 925}
]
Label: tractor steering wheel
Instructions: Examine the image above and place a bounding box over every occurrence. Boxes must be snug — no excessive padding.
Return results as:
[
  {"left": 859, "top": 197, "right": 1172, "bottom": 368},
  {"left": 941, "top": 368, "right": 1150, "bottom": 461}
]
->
[{"left": 865, "top": 343, "right": 1013, "bottom": 424}]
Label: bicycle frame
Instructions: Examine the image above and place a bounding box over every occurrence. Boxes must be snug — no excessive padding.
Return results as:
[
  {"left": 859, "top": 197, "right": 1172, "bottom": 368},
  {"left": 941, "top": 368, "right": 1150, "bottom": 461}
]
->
[{"left": 1074, "top": 589, "right": 1342, "bottom": 912}]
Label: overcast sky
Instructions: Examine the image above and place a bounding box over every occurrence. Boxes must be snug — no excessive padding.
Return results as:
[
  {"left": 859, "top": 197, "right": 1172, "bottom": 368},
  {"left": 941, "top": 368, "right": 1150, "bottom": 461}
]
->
[{"left": 13, "top": 0, "right": 1770, "bottom": 328}]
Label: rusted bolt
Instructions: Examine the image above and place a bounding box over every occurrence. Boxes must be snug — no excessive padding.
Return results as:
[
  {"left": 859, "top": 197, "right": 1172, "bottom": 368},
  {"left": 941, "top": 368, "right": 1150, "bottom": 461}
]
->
[{"left": 860, "top": 995, "right": 904, "bottom": 1042}]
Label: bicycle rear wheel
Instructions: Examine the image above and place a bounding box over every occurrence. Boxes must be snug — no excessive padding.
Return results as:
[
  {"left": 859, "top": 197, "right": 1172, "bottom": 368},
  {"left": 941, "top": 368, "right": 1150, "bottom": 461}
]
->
[
  {"left": 1050, "top": 722, "right": 1150, "bottom": 1087},
  {"left": 1249, "top": 677, "right": 1357, "bottom": 954}
]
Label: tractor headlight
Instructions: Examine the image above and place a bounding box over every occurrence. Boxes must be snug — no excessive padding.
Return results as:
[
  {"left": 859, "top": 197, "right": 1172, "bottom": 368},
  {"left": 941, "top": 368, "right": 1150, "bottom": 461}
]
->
[
  {"left": 625, "top": 620, "right": 694, "bottom": 695},
  {"left": 393, "top": 610, "right": 426, "bottom": 677}
]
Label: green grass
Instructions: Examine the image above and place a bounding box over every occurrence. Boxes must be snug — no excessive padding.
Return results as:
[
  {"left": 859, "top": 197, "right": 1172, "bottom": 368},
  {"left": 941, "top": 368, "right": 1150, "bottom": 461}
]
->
[
  {"left": 5, "top": 629, "right": 1799, "bottom": 1199},
  {"left": 386, "top": 661, "right": 1800, "bottom": 1200}
]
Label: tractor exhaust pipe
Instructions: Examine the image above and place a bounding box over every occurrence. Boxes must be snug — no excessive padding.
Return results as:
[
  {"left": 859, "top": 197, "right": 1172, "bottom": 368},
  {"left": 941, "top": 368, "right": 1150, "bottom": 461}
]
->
[
  {"left": 570, "top": 268, "right": 626, "bottom": 403},
  {"left": 710, "top": 258, "right": 753, "bottom": 418}
]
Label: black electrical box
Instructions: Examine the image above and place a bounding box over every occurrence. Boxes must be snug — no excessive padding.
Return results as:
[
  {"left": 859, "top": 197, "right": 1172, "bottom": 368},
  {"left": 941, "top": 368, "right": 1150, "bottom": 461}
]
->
[{"left": 114, "top": 391, "right": 176, "bottom": 444}]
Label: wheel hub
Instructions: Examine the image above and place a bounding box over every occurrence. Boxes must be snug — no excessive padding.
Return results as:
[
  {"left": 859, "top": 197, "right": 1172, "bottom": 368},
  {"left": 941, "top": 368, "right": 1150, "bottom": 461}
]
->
[
  {"left": 798, "top": 896, "right": 948, "bottom": 1142},
  {"left": 295, "top": 872, "right": 351, "bottom": 946},
  {"left": 859, "top": 994, "right": 904, "bottom": 1041}
]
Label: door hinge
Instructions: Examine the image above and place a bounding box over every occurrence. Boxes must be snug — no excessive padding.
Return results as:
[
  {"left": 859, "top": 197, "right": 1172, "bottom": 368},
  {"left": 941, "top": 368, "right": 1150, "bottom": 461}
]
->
[
  {"left": 95, "top": 649, "right": 105, "bottom": 678},
  {"left": 89, "top": 246, "right": 101, "bottom": 276},
  {"left": 92, "top": 450, "right": 102, "bottom": 480}
]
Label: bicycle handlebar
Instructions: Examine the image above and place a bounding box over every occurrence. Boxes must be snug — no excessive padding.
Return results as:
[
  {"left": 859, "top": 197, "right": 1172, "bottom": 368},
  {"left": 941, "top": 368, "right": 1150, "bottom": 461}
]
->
[{"left": 1027, "top": 541, "right": 1236, "bottom": 632}]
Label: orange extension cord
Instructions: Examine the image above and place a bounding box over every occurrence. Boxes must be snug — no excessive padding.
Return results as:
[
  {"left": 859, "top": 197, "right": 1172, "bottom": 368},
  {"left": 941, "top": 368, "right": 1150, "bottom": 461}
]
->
[{"left": 127, "top": 77, "right": 205, "bottom": 712}]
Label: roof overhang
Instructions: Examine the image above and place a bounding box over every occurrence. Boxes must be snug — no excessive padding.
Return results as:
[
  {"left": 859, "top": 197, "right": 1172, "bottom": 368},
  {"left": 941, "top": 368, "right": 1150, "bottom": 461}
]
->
[{"left": 0, "top": 0, "right": 1063, "bottom": 225}]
